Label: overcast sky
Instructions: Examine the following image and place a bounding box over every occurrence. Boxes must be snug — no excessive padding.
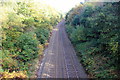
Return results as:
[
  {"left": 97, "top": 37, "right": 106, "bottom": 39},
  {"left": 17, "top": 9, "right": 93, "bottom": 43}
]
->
[{"left": 42, "top": 0, "right": 85, "bottom": 13}]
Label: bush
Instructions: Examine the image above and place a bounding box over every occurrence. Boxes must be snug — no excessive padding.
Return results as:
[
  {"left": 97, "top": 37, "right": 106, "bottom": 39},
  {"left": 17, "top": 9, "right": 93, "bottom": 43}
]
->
[
  {"left": 35, "top": 28, "right": 50, "bottom": 44},
  {"left": 72, "top": 15, "right": 80, "bottom": 26},
  {"left": 16, "top": 32, "right": 39, "bottom": 62},
  {"left": 2, "top": 50, "right": 19, "bottom": 72},
  {"left": 70, "top": 25, "right": 87, "bottom": 44}
]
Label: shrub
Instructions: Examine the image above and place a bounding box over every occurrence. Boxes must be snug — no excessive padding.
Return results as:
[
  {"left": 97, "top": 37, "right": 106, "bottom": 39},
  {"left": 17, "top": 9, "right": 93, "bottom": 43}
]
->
[
  {"left": 16, "top": 32, "right": 39, "bottom": 62},
  {"left": 2, "top": 50, "right": 19, "bottom": 72},
  {"left": 70, "top": 25, "right": 87, "bottom": 44},
  {"left": 72, "top": 15, "right": 80, "bottom": 26},
  {"left": 35, "top": 28, "right": 50, "bottom": 44}
]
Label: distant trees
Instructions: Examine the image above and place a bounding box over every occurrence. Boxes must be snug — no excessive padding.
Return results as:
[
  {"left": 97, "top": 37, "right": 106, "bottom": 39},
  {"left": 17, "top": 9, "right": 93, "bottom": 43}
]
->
[
  {"left": 65, "top": 4, "right": 84, "bottom": 25},
  {"left": 65, "top": 2, "right": 119, "bottom": 78}
]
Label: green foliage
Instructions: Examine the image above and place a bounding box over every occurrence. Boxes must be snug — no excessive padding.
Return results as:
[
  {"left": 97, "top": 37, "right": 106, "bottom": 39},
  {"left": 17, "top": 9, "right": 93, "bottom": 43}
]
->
[
  {"left": 16, "top": 32, "right": 39, "bottom": 62},
  {"left": 2, "top": 50, "right": 19, "bottom": 72},
  {"left": 1, "top": 0, "right": 62, "bottom": 77},
  {"left": 23, "top": 17, "right": 34, "bottom": 27},
  {"left": 65, "top": 2, "right": 119, "bottom": 78},
  {"left": 70, "top": 25, "right": 87, "bottom": 43},
  {"left": 35, "top": 28, "right": 50, "bottom": 44},
  {"left": 72, "top": 15, "right": 80, "bottom": 26},
  {"left": 65, "top": 3, "right": 83, "bottom": 25},
  {"left": 83, "top": 4, "right": 94, "bottom": 17}
]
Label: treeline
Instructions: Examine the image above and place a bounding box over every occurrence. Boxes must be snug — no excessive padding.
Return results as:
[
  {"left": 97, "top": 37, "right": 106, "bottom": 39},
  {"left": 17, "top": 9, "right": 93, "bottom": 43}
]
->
[
  {"left": 65, "top": 2, "right": 119, "bottom": 78},
  {"left": 0, "top": 0, "right": 62, "bottom": 78}
]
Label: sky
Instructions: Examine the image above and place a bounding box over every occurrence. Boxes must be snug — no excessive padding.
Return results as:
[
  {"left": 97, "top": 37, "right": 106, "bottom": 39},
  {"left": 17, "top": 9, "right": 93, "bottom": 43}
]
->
[
  {"left": 42, "top": 0, "right": 120, "bottom": 13},
  {"left": 34, "top": 0, "right": 85, "bottom": 13},
  {"left": 44, "top": 0, "right": 85, "bottom": 13}
]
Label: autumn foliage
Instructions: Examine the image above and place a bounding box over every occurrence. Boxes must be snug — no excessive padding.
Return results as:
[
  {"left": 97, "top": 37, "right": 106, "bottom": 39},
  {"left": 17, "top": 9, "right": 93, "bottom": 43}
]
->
[{"left": 0, "top": 0, "right": 62, "bottom": 78}]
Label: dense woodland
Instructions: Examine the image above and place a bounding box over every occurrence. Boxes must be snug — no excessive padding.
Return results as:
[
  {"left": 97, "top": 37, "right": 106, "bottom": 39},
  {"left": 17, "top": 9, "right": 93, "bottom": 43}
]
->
[
  {"left": 0, "top": 0, "right": 62, "bottom": 78},
  {"left": 65, "top": 2, "right": 120, "bottom": 78}
]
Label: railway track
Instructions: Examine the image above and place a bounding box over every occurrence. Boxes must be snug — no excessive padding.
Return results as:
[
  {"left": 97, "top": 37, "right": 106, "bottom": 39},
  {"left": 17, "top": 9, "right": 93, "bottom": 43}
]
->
[{"left": 37, "top": 20, "right": 87, "bottom": 78}]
